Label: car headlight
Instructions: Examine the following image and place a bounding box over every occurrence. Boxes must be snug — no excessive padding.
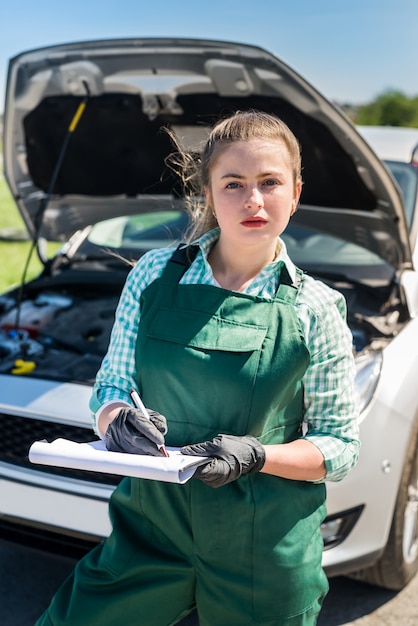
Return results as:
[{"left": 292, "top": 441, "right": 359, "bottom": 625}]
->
[{"left": 354, "top": 350, "right": 383, "bottom": 413}]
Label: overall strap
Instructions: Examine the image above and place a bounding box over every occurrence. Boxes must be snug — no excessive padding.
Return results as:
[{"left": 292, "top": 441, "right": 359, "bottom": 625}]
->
[
  {"left": 139, "top": 244, "right": 201, "bottom": 315},
  {"left": 169, "top": 243, "right": 199, "bottom": 267},
  {"left": 160, "top": 244, "right": 200, "bottom": 284},
  {"left": 274, "top": 263, "right": 304, "bottom": 305}
]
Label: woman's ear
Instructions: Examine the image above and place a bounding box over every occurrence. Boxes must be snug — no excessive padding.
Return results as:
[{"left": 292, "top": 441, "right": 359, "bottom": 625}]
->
[
  {"left": 290, "top": 201, "right": 297, "bottom": 217},
  {"left": 291, "top": 180, "right": 303, "bottom": 215}
]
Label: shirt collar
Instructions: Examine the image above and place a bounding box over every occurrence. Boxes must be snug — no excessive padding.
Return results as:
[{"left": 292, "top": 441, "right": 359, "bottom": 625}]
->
[{"left": 192, "top": 228, "right": 298, "bottom": 286}]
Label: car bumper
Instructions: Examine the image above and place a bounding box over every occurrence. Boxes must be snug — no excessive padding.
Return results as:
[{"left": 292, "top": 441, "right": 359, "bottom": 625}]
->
[{"left": 0, "top": 461, "right": 114, "bottom": 541}]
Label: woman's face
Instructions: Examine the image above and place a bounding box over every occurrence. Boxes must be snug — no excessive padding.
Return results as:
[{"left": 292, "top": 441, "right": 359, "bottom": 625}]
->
[{"left": 206, "top": 138, "right": 302, "bottom": 252}]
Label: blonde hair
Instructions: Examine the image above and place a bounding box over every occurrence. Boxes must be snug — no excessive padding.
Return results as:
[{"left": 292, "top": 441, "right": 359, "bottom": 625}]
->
[{"left": 166, "top": 110, "right": 302, "bottom": 241}]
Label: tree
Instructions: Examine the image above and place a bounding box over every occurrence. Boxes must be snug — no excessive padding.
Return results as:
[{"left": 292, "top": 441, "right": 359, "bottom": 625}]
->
[{"left": 355, "top": 90, "right": 418, "bottom": 127}]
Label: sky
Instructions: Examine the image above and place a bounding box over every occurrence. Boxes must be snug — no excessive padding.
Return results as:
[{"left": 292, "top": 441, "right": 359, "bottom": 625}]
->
[{"left": 0, "top": 0, "right": 417, "bottom": 112}]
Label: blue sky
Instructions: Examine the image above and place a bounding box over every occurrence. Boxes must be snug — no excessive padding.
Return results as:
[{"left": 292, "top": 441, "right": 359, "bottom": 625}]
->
[{"left": 1, "top": 0, "right": 417, "bottom": 112}]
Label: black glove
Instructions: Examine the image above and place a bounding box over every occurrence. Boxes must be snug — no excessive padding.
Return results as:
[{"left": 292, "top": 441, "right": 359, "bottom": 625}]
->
[
  {"left": 105, "top": 407, "right": 167, "bottom": 456},
  {"left": 180, "top": 434, "right": 266, "bottom": 488}
]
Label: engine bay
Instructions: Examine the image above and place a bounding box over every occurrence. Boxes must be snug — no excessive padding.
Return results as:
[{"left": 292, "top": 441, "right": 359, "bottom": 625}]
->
[
  {"left": 0, "top": 272, "right": 123, "bottom": 383},
  {"left": 0, "top": 265, "right": 407, "bottom": 384}
]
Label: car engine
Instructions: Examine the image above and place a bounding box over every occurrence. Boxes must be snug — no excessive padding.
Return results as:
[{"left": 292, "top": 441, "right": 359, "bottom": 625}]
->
[{"left": 0, "top": 289, "right": 120, "bottom": 383}]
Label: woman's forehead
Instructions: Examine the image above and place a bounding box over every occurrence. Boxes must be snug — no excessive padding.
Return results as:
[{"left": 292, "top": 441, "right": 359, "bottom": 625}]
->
[{"left": 211, "top": 139, "right": 292, "bottom": 170}]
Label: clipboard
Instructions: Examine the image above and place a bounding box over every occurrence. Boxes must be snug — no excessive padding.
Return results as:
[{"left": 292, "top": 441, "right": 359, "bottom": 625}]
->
[{"left": 29, "top": 438, "right": 208, "bottom": 485}]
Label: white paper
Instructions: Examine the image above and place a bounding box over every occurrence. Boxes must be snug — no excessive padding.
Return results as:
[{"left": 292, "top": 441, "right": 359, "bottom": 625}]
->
[{"left": 28, "top": 438, "right": 208, "bottom": 485}]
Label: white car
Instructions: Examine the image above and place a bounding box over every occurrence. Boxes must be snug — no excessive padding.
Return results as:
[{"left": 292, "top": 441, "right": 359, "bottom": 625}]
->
[
  {"left": 326, "top": 124, "right": 418, "bottom": 589},
  {"left": 1, "top": 38, "right": 417, "bottom": 589}
]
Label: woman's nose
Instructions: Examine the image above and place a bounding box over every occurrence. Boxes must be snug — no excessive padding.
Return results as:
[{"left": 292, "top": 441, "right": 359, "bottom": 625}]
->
[{"left": 245, "top": 186, "right": 263, "bottom": 208}]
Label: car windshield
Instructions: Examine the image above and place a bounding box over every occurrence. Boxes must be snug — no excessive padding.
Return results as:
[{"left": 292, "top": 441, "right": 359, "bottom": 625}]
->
[
  {"left": 384, "top": 160, "right": 418, "bottom": 227},
  {"left": 87, "top": 210, "right": 187, "bottom": 250},
  {"left": 82, "top": 209, "right": 392, "bottom": 286}
]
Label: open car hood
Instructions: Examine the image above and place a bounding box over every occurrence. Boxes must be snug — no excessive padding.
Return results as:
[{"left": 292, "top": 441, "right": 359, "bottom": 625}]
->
[{"left": 3, "top": 37, "right": 411, "bottom": 269}]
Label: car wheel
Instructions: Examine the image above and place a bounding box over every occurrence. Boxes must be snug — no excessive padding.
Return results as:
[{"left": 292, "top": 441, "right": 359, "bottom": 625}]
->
[{"left": 355, "top": 418, "right": 418, "bottom": 590}]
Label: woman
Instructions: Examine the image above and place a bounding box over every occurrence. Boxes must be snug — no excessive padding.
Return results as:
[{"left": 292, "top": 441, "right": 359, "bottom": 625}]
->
[{"left": 36, "top": 110, "right": 360, "bottom": 625}]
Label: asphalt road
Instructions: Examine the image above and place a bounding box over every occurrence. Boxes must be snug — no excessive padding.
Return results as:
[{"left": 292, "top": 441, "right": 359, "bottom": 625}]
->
[{"left": 1, "top": 538, "right": 417, "bottom": 625}]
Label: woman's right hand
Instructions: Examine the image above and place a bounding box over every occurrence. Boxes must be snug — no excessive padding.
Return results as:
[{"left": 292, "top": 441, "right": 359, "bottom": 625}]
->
[{"left": 105, "top": 407, "right": 167, "bottom": 456}]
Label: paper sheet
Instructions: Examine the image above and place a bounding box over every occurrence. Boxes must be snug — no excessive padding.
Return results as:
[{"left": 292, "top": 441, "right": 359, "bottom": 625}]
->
[{"left": 28, "top": 438, "right": 208, "bottom": 484}]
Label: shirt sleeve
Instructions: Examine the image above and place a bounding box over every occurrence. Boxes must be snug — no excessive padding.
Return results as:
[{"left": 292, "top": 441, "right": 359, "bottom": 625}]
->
[
  {"left": 89, "top": 248, "right": 172, "bottom": 435},
  {"left": 298, "top": 277, "right": 360, "bottom": 483}
]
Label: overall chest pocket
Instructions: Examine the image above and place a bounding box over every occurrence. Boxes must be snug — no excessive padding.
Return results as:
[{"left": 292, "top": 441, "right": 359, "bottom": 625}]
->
[
  {"left": 142, "top": 307, "right": 269, "bottom": 440},
  {"left": 148, "top": 307, "right": 267, "bottom": 352}
]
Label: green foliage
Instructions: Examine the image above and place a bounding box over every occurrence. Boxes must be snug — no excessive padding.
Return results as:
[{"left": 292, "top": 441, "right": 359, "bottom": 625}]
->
[
  {"left": 0, "top": 177, "right": 56, "bottom": 292},
  {"left": 355, "top": 90, "right": 418, "bottom": 127},
  {"left": 0, "top": 174, "right": 25, "bottom": 229}
]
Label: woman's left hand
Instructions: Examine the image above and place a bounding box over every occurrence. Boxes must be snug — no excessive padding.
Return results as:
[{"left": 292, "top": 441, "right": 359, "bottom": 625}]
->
[{"left": 181, "top": 434, "right": 265, "bottom": 488}]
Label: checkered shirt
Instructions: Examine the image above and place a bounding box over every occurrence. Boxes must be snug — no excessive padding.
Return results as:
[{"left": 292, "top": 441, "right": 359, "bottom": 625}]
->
[{"left": 90, "top": 229, "right": 360, "bottom": 482}]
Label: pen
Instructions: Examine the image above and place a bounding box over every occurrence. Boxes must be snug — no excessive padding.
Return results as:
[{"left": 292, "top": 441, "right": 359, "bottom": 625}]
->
[{"left": 129, "top": 388, "right": 169, "bottom": 457}]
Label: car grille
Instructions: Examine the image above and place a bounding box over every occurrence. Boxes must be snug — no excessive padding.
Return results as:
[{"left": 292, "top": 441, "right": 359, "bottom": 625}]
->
[{"left": 0, "top": 412, "right": 121, "bottom": 486}]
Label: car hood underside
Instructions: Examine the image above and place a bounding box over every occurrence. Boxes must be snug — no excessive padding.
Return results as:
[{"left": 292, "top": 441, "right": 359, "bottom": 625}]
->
[{"left": 3, "top": 37, "right": 411, "bottom": 269}]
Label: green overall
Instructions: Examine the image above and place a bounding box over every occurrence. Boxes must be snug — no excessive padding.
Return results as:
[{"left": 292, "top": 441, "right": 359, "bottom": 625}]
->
[{"left": 37, "top": 247, "right": 328, "bottom": 626}]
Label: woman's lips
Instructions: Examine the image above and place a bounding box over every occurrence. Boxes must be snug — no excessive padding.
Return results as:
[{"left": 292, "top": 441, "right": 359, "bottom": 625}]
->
[{"left": 241, "top": 217, "right": 267, "bottom": 228}]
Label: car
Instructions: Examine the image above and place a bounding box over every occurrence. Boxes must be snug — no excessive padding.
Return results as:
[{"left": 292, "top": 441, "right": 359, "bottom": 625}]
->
[{"left": 0, "top": 37, "right": 417, "bottom": 589}]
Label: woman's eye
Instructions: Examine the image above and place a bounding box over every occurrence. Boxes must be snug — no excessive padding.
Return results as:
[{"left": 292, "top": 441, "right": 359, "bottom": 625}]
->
[{"left": 226, "top": 181, "right": 241, "bottom": 189}]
